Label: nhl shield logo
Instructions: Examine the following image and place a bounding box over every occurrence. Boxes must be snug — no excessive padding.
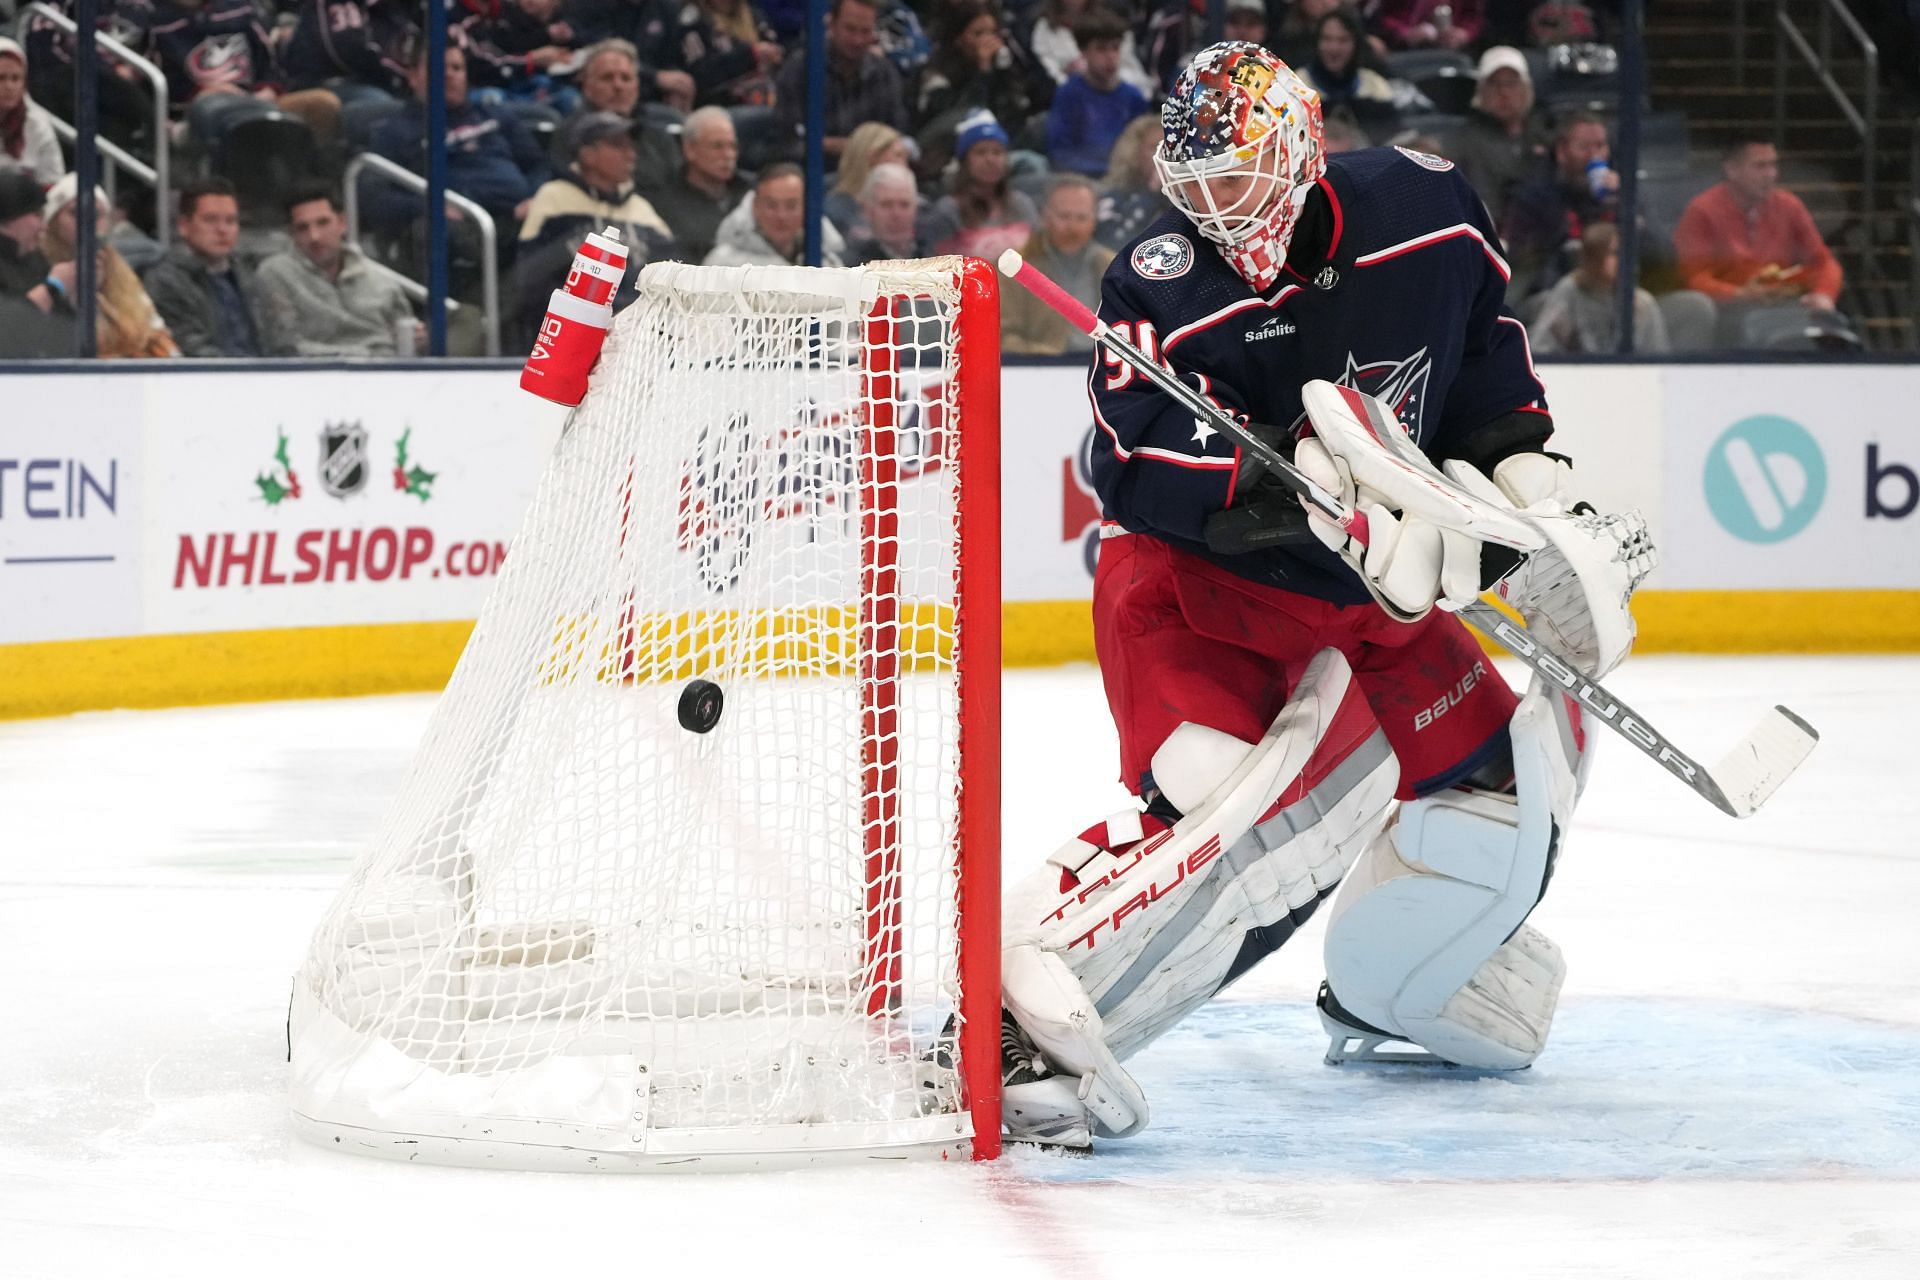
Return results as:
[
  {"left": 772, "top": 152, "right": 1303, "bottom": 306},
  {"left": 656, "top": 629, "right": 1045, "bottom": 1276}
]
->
[
  {"left": 1314, "top": 265, "right": 1340, "bottom": 290},
  {"left": 319, "top": 422, "right": 370, "bottom": 499},
  {"left": 1132, "top": 233, "right": 1195, "bottom": 280}
]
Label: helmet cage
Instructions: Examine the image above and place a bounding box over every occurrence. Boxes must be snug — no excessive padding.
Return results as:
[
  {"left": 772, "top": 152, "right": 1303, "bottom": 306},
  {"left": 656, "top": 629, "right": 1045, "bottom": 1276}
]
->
[{"left": 1156, "top": 133, "right": 1306, "bottom": 257}]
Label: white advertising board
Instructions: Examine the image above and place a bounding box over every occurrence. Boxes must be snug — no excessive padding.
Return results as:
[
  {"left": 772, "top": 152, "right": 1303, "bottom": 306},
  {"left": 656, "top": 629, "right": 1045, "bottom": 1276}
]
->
[
  {"left": 1001, "top": 362, "right": 1106, "bottom": 603},
  {"left": 1527, "top": 363, "right": 1664, "bottom": 532},
  {"left": 0, "top": 377, "right": 145, "bottom": 644},
  {"left": 139, "top": 371, "right": 564, "bottom": 634},
  {"left": 1660, "top": 366, "right": 1920, "bottom": 590}
]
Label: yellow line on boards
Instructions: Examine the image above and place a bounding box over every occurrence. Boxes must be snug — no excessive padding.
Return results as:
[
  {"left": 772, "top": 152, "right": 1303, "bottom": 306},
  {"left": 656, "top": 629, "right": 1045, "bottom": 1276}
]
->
[{"left": 1, "top": 592, "right": 1914, "bottom": 721}]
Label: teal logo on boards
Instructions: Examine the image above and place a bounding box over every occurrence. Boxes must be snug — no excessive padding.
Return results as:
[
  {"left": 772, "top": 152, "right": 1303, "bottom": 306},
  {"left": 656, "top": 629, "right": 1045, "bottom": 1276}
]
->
[{"left": 1703, "top": 416, "right": 1826, "bottom": 543}]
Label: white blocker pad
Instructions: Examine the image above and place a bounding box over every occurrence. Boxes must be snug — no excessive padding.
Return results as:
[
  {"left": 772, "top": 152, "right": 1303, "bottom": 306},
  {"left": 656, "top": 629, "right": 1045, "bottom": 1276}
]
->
[
  {"left": 1321, "top": 674, "right": 1595, "bottom": 1069},
  {"left": 1002, "top": 648, "right": 1400, "bottom": 1137}
]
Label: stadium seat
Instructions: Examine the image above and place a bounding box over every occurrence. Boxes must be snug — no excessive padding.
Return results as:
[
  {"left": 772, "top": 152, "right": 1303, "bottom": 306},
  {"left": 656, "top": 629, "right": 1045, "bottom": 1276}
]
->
[
  {"left": 1414, "top": 67, "right": 1477, "bottom": 116},
  {"left": 1384, "top": 49, "right": 1474, "bottom": 82},
  {"left": 728, "top": 104, "right": 780, "bottom": 173},
  {"left": 216, "top": 112, "right": 320, "bottom": 224},
  {"left": 341, "top": 96, "right": 406, "bottom": 154}
]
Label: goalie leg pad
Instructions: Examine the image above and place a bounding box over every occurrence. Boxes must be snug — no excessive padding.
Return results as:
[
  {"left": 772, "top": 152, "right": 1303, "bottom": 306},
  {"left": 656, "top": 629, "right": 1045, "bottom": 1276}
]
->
[
  {"left": 1321, "top": 676, "right": 1591, "bottom": 1069},
  {"left": 1003, "top": 648, "right": 1400, "bottom": 1137}
]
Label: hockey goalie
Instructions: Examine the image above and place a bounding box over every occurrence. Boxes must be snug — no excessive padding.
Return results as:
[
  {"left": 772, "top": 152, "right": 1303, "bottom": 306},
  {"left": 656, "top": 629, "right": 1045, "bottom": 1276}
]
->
[{"left": 998, "top": 41, "right": 1657, "bottom": 1148}]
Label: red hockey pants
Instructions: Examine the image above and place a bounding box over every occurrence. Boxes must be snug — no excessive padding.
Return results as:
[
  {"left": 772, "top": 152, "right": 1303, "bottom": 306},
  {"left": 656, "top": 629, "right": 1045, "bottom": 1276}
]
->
[{"left": 1092, "top": 533, "right": 1517, "bottom": 802}]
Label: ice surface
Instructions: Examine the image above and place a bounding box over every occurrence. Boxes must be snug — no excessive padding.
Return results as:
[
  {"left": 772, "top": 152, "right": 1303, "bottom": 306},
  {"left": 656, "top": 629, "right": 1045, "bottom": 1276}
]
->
[{"left": 3, "top": 657, "right": 1917, "bottom": 1278}]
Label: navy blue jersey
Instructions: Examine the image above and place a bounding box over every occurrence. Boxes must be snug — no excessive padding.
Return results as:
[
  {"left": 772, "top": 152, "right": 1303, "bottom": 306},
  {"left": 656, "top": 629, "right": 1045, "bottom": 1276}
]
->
[
  {"left": 1090, "top": 145, "right": 1550, "bottom": 606},
  {"left": 117, "top": 0, "right": 280, "bottom": 100}
]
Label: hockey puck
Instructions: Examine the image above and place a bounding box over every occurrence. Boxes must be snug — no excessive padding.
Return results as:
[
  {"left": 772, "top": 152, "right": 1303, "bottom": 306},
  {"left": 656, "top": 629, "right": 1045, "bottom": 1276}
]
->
[{"left": 677, "top": 679, "right": 724, "bottom": 734}]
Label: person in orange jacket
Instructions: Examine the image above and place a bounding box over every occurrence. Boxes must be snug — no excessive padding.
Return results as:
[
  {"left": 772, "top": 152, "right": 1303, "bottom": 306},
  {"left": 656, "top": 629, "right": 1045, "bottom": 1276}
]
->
[{"left": 1673, "top": 136, "right": 1843, "bottom": 313}]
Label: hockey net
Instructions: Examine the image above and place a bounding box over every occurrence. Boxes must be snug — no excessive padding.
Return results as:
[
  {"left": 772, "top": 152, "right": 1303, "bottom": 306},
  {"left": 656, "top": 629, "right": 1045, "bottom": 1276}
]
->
[{"left": 288, "top": 257, "right": 1001, "bottom": 1168}]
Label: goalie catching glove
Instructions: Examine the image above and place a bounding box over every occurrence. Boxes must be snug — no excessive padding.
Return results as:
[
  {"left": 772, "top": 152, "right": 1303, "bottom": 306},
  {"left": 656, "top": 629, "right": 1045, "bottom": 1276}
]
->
[{"left": 1453, "top": 451, "right": 1659, "bottom": 679}]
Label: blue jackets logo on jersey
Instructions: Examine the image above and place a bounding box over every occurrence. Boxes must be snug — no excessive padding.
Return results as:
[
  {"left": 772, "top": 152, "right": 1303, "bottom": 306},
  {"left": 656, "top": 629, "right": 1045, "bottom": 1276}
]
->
[
  {"left": 1131, "top": 234, "right": 1195, "bottom": 280},
  {"left": 1394, "top": 146, "right": 1454, "bottom": 172}
]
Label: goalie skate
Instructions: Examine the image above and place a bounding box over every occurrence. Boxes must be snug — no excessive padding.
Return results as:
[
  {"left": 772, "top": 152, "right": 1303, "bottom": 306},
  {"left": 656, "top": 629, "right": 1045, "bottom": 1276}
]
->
[{"left": 999, "top": 1011, "right": 1094, "bottom": 1151}]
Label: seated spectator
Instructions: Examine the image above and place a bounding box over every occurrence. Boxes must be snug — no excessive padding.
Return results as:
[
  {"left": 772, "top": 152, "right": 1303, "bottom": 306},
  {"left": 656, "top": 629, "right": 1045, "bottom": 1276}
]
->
[
  {"left": 1095, "top": 112, "right": 1168, "bottom": 251},
  {"left": 571, "top": 39, "right": 683, "bottom": 190},
  {"left": 281, "top": 0, "right": 413, "bottom": 101},
  {"left": 521, "top": 112, "right": 674, "bottom": 246},
  {"left": 1044, "top": 8, "right": 1151, "bottom": 178},
  {"left": 874, "top": 0, "right": 932, "bottom": 81},
  {"left": 1445, "top": 46, "right": 1548, "bottom": 227},
  {"left": 1000, "top": 174, "right": 1112, "bottom": 355},
  {"left": 842, "top": 162, "right": 930, "bottom": 265},
  {"left": 1673, "top": 137, "right": 1844, "bottom": 322},
  {"left": 704, "top": 162, "right": 845, "bottom": 267},
  {"left": 922, "top": 111, "right": 1037, "bottom": 261},
  {"left": 1028, "top": 0, "right": 1156, "bottom": 98},
  {"left": 252, "top": 183, "right": 417, "bottom": 357},
  {"left": 0, "top": 37, "right": 65, "bottom": 183},
  {"left": 460, "top": 0, "right": 580, "bottom": 101},
  {"left": 773, "top": 0, "right": 910, "bottom": 161},
  {"left": 366, "top": 40, "right": 549, "bottom": 237},
  {"left": 1325, "top": 115, "right": 1371, "bottom": 153},
  {"left": 1140, "top": 0, "right": 1203, "bottom": 92},
  {"left": 20, "top": 2, "right": 154, "bottom": 151},
  {"left": 143, "top": 176, "right": 262, "bottom": 357},
  {"left": 1369, "top": 0, "right": 1481, "bottom": 51},
  {"left": 915, "top": 1, "right": 1032, "bottom": 171},
  {"left": 0, "top": 167, "right": 73, "bottom": 356},
  {"left": 124, "top": 0, "right": 344, "bottom": 146},
  {"left": 41, "top": 174, "right": 178, "bottom": 358},
  {"left": 826, "top": 121, "right": 910, "bottom": 236},
  {"left": 644, "top": 105, "right": 751, "bottom": 264},
  {"left": 1526, "top": 2, "right": 1600, "bottom": 46},
  {"left": 1300, "top": 8, "right": 1399, "bottom": 139},
  {"left": 1531, "top": 222, "right": 1667, "bottom": 354},
  {"left": 1223, "top": 0, "right": 1270, "bottom": 50},
  {"left": 568, "top": 0, "right": 698, "bottom": 110},
  {"left": 1500, "top": 111, "right": 1618, "bottom": 303},
  {"left": 667, "top": 0, "right": 784, "bottom": 108},
  {"left": 576, "top": 38, "right": 645, "bottom": 117},
  {"left": 1272, "top": 0, "right": 1347, "bottom": 68}
]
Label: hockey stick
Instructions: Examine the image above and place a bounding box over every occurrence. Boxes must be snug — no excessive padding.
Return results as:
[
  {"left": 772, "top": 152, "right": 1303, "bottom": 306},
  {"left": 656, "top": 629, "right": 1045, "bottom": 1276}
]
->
[{"left": 997, "top": 249, "right": 1818, "bottom": 819}]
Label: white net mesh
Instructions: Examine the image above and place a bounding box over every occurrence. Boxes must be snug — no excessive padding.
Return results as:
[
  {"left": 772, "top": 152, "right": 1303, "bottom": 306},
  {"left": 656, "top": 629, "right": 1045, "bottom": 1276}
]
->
[{"left": 289, "top": 259, "right": 990, "bottom": 1167}]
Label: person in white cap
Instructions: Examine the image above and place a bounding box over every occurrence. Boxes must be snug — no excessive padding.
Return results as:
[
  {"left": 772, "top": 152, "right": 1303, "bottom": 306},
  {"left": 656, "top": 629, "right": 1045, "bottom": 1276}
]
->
[
  {"left": 1449, "top": 46, "right": 1547, "bottom": 226},
  {"left": 0, "top": 36, "right": 65, "bottom": 184},
  {"left": 40, "top": 173, "right": 178, "bottom": 358}
]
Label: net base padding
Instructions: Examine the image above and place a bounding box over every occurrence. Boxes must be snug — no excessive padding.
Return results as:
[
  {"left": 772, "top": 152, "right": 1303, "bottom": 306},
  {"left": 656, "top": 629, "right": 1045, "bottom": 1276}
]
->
[{"left": 288, "top": 981, "right": 977, "bottom": 1171}]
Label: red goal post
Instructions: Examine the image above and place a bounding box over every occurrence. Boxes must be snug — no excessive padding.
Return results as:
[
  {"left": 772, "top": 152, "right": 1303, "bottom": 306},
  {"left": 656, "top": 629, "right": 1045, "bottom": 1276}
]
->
[{"left": 288, "top": 256, "right": 1002, "bottom": 1169}]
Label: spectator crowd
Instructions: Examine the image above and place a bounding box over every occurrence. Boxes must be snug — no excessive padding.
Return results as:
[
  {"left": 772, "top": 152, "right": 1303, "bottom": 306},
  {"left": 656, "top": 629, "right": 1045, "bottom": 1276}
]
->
[{"left": 0, "top": 0, "right": 1859, "bottom": 358}]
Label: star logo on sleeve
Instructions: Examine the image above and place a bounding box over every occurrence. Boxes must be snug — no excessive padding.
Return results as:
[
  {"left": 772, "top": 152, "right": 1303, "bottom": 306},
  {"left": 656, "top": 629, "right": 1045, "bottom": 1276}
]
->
[{"left": 1190, "top": 417, "right": 1217, "bottom": 445}]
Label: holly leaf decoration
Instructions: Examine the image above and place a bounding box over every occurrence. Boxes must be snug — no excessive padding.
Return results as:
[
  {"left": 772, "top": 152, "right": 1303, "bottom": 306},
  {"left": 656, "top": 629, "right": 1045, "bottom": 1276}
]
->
[{"left": 402, "top": 464, "right": 437, "bottom": 501}]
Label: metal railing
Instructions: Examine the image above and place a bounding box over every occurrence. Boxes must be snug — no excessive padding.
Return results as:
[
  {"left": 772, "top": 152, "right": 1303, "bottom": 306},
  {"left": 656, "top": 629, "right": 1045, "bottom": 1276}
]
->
[
  {"left": 1773, "top": 0, "right": 1878, "bottom": 276},
  {"left": 342, "top": 151, "right": 501, "bottom": 357},
  {"left": 1909, "top": 120, "right": 1918, "bottom": 342},
  {"left": 19, "top": 2, "right": 170, "bottom": 249},
  {"left": 1734, "top": 0, "right": 1749, "bottom": 86}
]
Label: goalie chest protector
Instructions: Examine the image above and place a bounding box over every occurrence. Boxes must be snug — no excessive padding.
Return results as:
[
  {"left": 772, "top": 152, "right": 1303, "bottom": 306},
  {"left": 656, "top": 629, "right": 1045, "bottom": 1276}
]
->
[{"left": 1090, "top": 146, "right": 1550, "bottom": 606}]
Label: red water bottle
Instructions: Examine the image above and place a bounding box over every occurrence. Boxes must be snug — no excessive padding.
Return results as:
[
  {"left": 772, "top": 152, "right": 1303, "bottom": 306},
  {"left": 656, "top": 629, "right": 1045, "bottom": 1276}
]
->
[{"left": 520, "top": 224, "right": 629, "bottom": 406}]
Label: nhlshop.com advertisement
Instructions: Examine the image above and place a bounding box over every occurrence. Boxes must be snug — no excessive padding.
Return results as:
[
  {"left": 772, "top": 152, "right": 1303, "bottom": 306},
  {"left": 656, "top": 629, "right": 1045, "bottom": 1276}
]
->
[
  {"left": 141, "top": 372, "right": 561, "bottom": 634},
  {"left": 0, "top": 369, "right": 564, "bottom": 647}
]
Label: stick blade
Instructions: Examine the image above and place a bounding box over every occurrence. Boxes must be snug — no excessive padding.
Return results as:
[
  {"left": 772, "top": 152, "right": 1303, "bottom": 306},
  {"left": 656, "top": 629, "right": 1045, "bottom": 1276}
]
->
[{"left": 1707, "top": 706, "right": 1820, "bottom": 818}]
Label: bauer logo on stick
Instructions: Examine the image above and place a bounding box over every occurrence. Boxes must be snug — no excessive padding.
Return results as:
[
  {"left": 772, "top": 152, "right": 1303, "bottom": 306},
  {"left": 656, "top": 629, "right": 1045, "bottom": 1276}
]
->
[{"left": 1132, "top": 234, "right": 1195, "bottom": 279}]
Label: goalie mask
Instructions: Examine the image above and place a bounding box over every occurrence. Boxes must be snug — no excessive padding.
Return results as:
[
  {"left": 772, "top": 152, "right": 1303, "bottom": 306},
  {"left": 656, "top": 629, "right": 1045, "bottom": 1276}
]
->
[{"left": 1155, "top": 42, "right": 1326, "bottom": 291}]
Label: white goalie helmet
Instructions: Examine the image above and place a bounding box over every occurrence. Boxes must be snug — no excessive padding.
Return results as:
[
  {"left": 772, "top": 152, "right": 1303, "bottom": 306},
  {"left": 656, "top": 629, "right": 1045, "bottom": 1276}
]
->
[{"left": 1154, "top": 41, "right": 1327, "bottom": 290}]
